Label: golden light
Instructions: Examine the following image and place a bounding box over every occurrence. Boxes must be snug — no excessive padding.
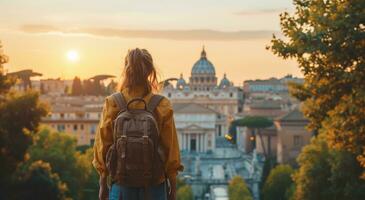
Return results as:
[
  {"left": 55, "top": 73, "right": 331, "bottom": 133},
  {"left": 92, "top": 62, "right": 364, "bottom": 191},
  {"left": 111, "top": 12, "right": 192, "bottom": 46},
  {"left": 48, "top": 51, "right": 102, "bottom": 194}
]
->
[
  {"left": 66, "top": 50, "right": 79, "bottom": 62},
  {"left": 224, "top": 134, "right": 233, "bottom": 141},
  {"left": 250, "top": 136, "right": 255, "bottom": 141}
]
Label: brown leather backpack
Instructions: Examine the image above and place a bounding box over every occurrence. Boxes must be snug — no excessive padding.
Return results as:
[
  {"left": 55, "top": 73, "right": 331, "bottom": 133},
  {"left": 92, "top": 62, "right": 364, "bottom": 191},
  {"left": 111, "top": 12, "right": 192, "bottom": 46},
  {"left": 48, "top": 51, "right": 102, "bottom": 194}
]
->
[{"left": 105, "top": 92, "right": 166, "bottom": 187}]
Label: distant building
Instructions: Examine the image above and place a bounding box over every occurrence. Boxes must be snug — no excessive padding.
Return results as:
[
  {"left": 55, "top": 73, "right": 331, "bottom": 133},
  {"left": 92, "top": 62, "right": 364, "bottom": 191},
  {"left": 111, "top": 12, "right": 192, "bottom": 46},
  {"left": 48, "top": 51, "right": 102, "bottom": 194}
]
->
[
  {"left": 174, "top": 103, "right": 227, "bottom": 153},
  {"left": 275, "top": 108, "right": 311, "bottom": 164},
  {"left": 39, "top": 78, "right": 66, "bottom": 96},
  {"left": 41, "top": 96, "right": 104, "bottom": 146},
  {"left": 162, "top": 47, "right": 244, "bottom": 120},
  {"left": 236, "top": 125, "right": 277, "bottom": 157},
  {"left": 241, "top": 99, "right": 290, "bottom": 119},
  {"left": 243, "top": 75, "right": 304, "bottom": 94}
]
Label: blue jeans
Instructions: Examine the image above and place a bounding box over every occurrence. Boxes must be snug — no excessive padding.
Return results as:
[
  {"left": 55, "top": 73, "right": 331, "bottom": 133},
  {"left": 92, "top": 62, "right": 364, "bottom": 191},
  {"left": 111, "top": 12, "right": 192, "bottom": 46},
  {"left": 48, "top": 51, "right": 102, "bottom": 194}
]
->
[{"left": 109, "top": 182, "right": 167, "bottom": 200}]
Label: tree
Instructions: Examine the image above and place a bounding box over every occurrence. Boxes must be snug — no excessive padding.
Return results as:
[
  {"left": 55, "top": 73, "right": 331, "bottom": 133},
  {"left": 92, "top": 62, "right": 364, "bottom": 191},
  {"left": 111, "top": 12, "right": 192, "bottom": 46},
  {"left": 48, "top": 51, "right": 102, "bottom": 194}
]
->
[
  {"left": 27, "top": 128, "right": 97, "bottom": 199},
  {"left": 0, "top": 41, "right": 13, "bottom": 94},
  {"left": 293, "top": 133, "right": 365, "bottom": 200},
  {"left": 269, "top": 0, "right": 365, "bottom": 173},
  {"left": 106, "top": 79, "right": 117, "bottom": 95},
  {"left": 71, "top": 76, "right": 83, "bottom": 96},
  {"left": 230, "top": 116, "right": 273, "bottom": 157},
  {"left": 260, "top": 156, "right": 277, "bottom": 195},
  {"left": 177, "top": 185, "right": 193, "bottom": 200},
  {"left": 0, "top": 42, "right": 47, "bottom": 195},
  {"left": 11, "top": 160, "right": 68, "bottom": 200},
  {"left": 228, "top": 176, "right": 253, "bottom": 200},
  {"left": 262, "top": 165, "right": 294, "bottom": 200}
]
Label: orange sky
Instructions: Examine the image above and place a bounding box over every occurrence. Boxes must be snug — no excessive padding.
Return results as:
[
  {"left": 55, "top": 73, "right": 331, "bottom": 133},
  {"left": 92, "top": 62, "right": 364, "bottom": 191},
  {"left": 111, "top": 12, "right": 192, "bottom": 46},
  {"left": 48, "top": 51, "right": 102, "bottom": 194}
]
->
[{"left": 0, "top": 0, "right": 301, "bottom": 85}]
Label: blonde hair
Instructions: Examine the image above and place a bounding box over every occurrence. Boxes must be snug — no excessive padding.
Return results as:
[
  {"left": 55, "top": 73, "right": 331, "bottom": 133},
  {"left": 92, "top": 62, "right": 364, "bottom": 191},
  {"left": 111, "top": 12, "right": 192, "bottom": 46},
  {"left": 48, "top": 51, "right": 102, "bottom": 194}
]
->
[{"left": 119, "top": 48, "right": 158, "bottom": 96}]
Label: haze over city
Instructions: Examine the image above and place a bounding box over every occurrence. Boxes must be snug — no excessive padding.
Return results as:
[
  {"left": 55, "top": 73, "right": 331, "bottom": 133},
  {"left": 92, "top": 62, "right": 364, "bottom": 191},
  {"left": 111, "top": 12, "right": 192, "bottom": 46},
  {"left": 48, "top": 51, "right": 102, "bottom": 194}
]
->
[{"left": 0, "top": 0, "right": 300, "bottom": 84}]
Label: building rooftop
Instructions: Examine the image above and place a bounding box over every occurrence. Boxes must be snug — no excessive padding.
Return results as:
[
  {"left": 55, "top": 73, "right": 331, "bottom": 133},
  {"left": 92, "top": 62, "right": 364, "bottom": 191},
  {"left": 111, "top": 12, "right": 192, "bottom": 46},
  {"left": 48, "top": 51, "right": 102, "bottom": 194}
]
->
[
  {"left": 173, "top": 103, "right": 220, "bottom": 114},
  {"left": 250, "top": 100, "right": 282, "bottom": 110},
  {"left": 276, "top": 108, "right": 308, "bottom": 122}
]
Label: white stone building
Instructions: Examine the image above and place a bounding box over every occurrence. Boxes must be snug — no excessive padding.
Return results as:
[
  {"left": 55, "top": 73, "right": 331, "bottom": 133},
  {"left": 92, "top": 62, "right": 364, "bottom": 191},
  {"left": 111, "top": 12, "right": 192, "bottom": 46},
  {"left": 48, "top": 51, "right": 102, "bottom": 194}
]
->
[
  {"left": 162, "top": 47, "right": 244, "bottom": 120},
  {"left": 174, "top": 103, "right": 226, "bottom": 153}
]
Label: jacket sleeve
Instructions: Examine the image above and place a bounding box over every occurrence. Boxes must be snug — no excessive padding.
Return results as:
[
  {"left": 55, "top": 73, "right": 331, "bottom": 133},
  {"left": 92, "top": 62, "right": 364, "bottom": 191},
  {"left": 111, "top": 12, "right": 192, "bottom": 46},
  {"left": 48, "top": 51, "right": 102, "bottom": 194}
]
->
[
  {"left": 159, "top": 99, "right": 184, "bottom": 180},
  {"left": 92, "top": 97, "right": 114, "bottom": 176}
]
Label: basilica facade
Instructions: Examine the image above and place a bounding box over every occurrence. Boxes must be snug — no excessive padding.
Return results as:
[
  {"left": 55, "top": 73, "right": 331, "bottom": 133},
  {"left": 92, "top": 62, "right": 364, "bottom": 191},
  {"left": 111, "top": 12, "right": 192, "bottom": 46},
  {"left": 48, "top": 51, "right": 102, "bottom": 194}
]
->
[
  {"left": 163, "top": 47, "right": 244, "bottom": 152},
  {"left": 163, "top": 47, "right": 243, "bottom": 118}
]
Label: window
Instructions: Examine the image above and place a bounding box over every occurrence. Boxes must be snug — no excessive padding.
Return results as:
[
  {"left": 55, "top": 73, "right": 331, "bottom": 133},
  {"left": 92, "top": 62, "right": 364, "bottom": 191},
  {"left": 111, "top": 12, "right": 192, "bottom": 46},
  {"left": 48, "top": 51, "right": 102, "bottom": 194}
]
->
[
  {"left": 230, "top": 93, "right": 233, "bottom": 98},
  {"left": 293, "top": 135, "right": 303, "bottom": 146},
  {"left": 80, "top": 124, "right": 84, "bottom": 130},
  {"left": 73, "top": 124, "right": 78, "bottom": 131},
  {"left": 60, "top": 113, "right": 64, "bottom": 118},
  {"left": 218, "top": 125, "right": 222, "bottom": 136},
  {"left": 91, "top": 125, "right": 97, "bottom": 134},
  {"left": 57, "top": 124, "right": 65, "bottom": 132}
]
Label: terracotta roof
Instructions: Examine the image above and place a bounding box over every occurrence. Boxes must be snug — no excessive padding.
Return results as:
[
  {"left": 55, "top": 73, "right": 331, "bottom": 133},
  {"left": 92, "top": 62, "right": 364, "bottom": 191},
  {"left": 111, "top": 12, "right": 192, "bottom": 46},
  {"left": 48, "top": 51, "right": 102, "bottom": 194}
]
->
[{"left": 276, "top": 108, "right": 308, "bottom": 122}]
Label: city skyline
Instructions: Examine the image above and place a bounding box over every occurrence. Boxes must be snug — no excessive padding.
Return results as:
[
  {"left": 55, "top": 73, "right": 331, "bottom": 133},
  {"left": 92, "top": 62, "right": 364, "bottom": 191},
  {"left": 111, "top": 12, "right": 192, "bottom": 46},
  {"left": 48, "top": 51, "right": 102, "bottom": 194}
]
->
[{"left": 0, "top": 0, "right": 301, "bottom": 85}]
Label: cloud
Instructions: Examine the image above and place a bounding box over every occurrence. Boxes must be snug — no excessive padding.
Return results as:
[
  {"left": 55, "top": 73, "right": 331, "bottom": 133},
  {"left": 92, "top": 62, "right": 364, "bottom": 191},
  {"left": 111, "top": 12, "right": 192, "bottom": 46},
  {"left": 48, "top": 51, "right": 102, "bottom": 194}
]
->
[
  {"left": 233, "top": 8, "right": 287, "bottom": 16},
  {"left": 19, "top": 24, "right": 278, "bottom": 41}
]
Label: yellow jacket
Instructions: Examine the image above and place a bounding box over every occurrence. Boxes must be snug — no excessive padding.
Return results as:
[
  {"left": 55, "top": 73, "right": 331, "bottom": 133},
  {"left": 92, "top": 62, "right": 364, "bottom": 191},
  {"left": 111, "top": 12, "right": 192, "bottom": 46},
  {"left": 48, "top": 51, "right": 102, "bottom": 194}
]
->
[{"left": 92, "top": 87, "right": 183, "bottom": 183}]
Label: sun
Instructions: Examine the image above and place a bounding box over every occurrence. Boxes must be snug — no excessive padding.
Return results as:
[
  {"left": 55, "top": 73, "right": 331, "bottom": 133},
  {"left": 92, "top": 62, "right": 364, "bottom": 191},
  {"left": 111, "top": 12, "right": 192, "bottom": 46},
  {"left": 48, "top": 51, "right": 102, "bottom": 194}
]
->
[{"left": 66, "top": 50, "right": 79, "bottom": 62}]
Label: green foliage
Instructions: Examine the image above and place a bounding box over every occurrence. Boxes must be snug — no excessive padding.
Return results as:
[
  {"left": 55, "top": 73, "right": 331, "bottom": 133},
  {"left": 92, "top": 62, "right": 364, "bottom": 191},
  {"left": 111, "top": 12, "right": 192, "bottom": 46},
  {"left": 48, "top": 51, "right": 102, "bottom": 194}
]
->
[
  {"left": 0, "top": 41, "right": 13, "bottom": 94},
  {"left": 228, "top": 176, "right": 253, "bottom": 200},
  {"left": 177, "top": 185, "right": 193, "bottom": 200},
  {"left": 260, "top": 156, "right": 277, "bottom": 194},
  {"left": 176, "top": 177, "right": 187, "bottom": 190},
  {"left": 11, "top": 160, "right": 68, "bottom": 200},
  {"left": 293, "top": 133, "right": 365, "bottom": 200},
  {"left": 0, "top": 63, "right": 47, "bottom": 190},
  {"left": 237, "top": 116, "right": 273, "bottom": 129},
  {"left": 262, "top": 165, "right": 294, "bottom": 200},
  {"left": 269, "top": 0, "right": 365, "bottom": 171},
  {"left": 26, "top": 128, "right": 98, "bottom": 199}
]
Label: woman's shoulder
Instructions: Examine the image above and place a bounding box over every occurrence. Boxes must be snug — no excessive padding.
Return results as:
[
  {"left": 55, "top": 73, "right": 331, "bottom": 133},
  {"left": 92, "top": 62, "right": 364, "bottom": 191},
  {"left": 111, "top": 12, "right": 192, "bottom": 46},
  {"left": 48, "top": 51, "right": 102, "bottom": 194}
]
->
[
  {"left": 153, "top": 94, "right": 173, "bottom": 116},
  {"left": 104, "top": 93, "right": 122, "bottom": 110},
  {"left": 157, "top": 94, "right": 172, "bottom": 107}
]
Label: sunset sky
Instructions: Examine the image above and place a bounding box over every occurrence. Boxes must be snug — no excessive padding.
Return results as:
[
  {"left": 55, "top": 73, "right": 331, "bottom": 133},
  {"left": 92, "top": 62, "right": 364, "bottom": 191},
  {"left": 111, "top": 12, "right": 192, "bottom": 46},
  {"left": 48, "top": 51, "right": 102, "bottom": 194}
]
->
[{"left": 0, "top": 0, "right": 301, "bottom": 85}]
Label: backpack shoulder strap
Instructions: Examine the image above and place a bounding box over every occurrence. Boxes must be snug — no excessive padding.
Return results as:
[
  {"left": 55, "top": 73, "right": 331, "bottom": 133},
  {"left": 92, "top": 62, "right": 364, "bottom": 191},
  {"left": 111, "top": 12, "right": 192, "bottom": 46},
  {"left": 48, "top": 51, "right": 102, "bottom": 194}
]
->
[
  {"left": 111, "top": 92, "right": 127, "bottom": 111},
  {"left": 147, "top": 94, "right": 164, "bottom": 113}
]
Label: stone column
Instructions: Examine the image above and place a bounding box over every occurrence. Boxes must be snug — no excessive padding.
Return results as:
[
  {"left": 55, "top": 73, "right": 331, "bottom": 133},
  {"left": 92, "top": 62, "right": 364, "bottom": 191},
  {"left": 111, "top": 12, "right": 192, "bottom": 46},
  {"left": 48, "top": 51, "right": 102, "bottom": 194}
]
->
[
  {"left": 202, "top": 134, "right": 206, "bottom": 152},
  {"left": 182, "top": 133, "right": 186, "bottom": 150},
  {"left": 200, "top": 134, "right": 203, "bottom": 152},
  {"left": 187, "top": 134, "right": 191, "bottom": 152}
]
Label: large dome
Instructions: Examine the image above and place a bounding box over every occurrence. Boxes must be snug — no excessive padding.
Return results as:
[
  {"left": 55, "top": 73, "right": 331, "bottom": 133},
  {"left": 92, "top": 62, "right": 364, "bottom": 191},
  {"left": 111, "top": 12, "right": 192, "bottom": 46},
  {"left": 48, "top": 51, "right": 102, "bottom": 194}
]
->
[{"left": 191, "top": 47, "right": 216, "bottom": 75}]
